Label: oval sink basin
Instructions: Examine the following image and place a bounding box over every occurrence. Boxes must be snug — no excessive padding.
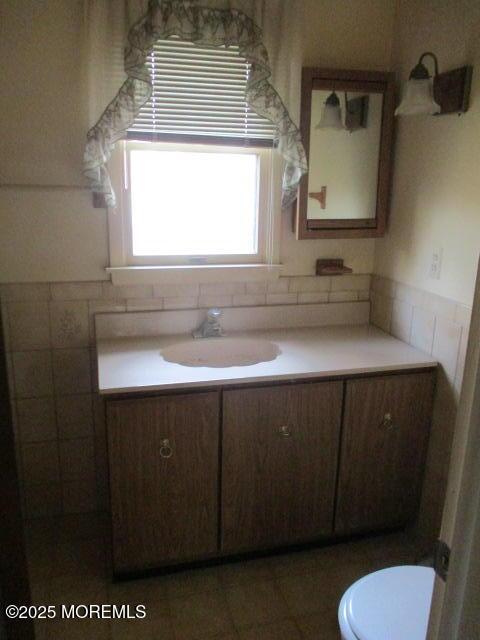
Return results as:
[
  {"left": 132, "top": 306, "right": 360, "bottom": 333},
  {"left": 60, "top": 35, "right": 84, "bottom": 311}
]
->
[{"left": 161, "top": 337, "right": 280, "bottom": 368}]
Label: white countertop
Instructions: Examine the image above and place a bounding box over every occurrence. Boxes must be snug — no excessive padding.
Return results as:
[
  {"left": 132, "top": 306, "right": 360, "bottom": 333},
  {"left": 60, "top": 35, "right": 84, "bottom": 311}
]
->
[{"left": 97, "top": 324, "right": 437, "bottom": 395}]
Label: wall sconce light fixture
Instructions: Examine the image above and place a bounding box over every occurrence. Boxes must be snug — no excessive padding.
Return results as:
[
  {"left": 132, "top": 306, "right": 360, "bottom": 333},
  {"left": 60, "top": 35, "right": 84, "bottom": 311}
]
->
[
  {"left": 316, "top": 91, "right": 343, "bottom": 129},
  {"left": 317, "top": 91, "right": 369, "bottom": 131},
  {"left": 395, "top": 52, "right": 472, "bottom": 116}
]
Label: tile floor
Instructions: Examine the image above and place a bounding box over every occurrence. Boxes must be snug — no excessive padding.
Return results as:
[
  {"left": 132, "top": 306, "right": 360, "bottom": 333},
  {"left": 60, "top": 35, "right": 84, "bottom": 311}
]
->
[{"left": 25, "top": 514, "right": 421, "bottom": 639}]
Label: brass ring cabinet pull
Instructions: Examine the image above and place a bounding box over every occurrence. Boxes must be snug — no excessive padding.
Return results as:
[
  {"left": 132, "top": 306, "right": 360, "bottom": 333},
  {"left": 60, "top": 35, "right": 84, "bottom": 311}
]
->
[
  {"left": 380, "top": 413, "right": 395, "bottom": 430},
  {"left": 278, "top": 425, "right": 292, "bottom": 438},
  {"left": 160, "top": 439, "right": 173, "bottom": 458}
]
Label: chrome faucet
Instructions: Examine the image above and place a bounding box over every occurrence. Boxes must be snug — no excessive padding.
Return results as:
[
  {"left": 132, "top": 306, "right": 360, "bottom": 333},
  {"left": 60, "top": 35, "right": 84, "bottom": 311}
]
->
[{"left": 192, "top": 308, "right": 224, "bottom": 339}]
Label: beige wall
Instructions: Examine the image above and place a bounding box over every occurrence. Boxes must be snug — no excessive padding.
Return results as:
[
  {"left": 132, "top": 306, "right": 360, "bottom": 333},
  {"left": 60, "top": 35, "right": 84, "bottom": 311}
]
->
[
  {"left": 303, "top": 0, "right": 395, "bottom": 70},
  {"left": 374, "top": 0, "right": 480, "bottom": 306},
  {"left": 0, "top": 0, "right": 396, "bottom": 283},
  {"left": 0, "top": 0, "right": 108, "bottom": 282}
]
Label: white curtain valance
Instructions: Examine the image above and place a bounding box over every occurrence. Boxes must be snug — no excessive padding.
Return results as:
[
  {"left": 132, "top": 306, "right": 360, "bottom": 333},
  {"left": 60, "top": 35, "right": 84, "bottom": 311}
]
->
[{"left": 83, "top": 0, "right": 307, "bottom": 209}]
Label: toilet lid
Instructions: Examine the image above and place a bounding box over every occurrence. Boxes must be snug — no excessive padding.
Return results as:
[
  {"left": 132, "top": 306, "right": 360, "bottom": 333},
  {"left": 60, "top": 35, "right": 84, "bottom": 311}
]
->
[{"left": 346, "top": 566, "right": 435, "bottom": 640}]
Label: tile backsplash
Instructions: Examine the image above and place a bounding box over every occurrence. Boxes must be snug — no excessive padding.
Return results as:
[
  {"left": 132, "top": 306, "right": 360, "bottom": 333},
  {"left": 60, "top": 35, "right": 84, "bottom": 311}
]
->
[{"left": 1, "top": 275, "right": 370, "bottom": 519}]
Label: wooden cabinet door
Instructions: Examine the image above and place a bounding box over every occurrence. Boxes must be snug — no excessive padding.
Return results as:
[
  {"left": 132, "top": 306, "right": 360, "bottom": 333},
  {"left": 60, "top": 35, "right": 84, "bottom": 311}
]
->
[
  {"left": 222, "top": 381, "right": 343, "bottom": 553},
  {"left": 335, "top": 372, "right": 435, "bottom": 535},
  {"left": 107, "top": 392, "right": 219, "bottom": 573}
]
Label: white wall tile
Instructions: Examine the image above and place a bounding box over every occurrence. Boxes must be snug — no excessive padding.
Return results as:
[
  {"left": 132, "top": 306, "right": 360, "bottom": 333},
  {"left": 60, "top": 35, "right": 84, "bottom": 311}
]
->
[
  {"left": 163, "top": 296, "right": 198, "bottom": 310},
  {"left": 232, "top": 294, "right": 266, "bottom": 307},
  {"left": 22, "top": 441, "right": 60, "bottom": 485},
  {"left": 94, "top": 435, "right": 109, "bottom": 511},
  {"left": 390, "top": 299, "right": 413, "bottom": 343},
  {"left": 92, "top": 395, "right": 106, "bottom": 440},
  {"left": 266, "top": 279, "right": 289, "bottom": 294},
  {"left": 410, "top": 307, "right": 436, "bottom": 354},
  {"left": 24, "top": 483, "right": 62, "bottom": 518},
  {"left": 0, "top": 283, "right": 50, "bottom": 301},
  {"left": 198, "top": 294, "right": 233, "bottom": 308},
  {"left": 454, "top": 324, "right": 469, "bottom": 395},
  {"left": 153, "top": 283, "right": 199, "bottom": 297},
  {"left": 289, "top": 277, "right": 331, "bottom": 293},
  {"left": 50, "top": 283, "right": 102, "bottom": 300},
  {"left": 245, "top": 282, "right": 267, "bottom": 294},
  {"left": 56, "top": 394, "right": 94, "bottom": 439},
  {"left": 199, "top": 282, "right": 245, "bottom": 296},
  {"left": 12, "top": 351, "right": 54, "bottom": 398},
  {"left": 126, "top": 299, "right": 164, "bottom": 311},
  {"left": 4, "top": 352, "right": 15, "bottom": 400},
  {"left": 330, "top": 274, "right": 371, "bottom": 291},
  {"left": 1, "top": 301, "right": 11, "bottom": 351},
  {"left": 53, "top": 348, "right": 92, "bottom": 395},
  {"left": 371, "top": 275, "right": 396, "bottom": 298},
  {"left": 102, "top": 283, "right": 153, "bottom": 299},
  {"left": 62, "top": 479, "right": 98, "bottom": 514},
  {"left": 432, "top": 318, "right": 462, "bottom": 382},
  {"left": 423, "top": 292, "right": 456, "bottom": 323},
  {"left": 89, "top": 347, "right": 98, "bottom": 391},
  {"left": 8, "top": 301, "right": 51, "bottom": 350},
  {"left": 88, "top": 300, "right": 126, "bottom": 341},
  {"left": 394, "top": 282, "right": 425, "bottom": 307},
  {"left": 17, "top": 397, "right": 57, "bottom": 443},
  {"left": 50, "top": 301, "right": 89, "bottom": 348},
  {"left": 454, "top": 303, "right": 471, "bottom": 328},
  {"left": 59, "top": 438, "right": 96, "bottom": 482},
  {"left": 297, "top": 292, "right": 329, "bottom": 304},
  {"left": 266, "top": 293, "right": 298, "bottom": 305},
  {"left": 329, "top": 291, "right": 358, "bottom": 303},
  {"left": 370, "top": 293, "right": 392, "bottom": 333}
]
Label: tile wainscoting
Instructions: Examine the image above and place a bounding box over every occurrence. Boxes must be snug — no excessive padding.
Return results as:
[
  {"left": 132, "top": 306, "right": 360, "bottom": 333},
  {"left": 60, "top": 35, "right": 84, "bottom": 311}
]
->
[
  {"left": 0, "top": 275, "right": 370, "bottom": 519},
  {"left": 370, "top": 275, "right": 472, "bottom": 551},
  {"left": 370, "top": 275, "right": 471, "bottom": 397}
]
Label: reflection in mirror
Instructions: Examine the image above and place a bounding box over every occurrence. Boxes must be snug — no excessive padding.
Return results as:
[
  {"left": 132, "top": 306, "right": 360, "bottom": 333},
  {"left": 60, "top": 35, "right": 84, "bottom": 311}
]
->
[
  {"left": 296, "top": 68, "right": 395, "bottom": 240},
  {"left": 307, "top": 90, "right": 384, "bottom": 221}
]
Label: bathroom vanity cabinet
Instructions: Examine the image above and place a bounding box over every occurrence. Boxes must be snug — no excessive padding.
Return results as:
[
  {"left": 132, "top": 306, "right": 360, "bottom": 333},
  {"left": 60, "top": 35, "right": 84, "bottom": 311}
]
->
[
  {"left": 106, "top": 370, "right": 435, "bottom": 575},
  {"left": 107, "top": 392, "right": 219, "bottom": 572},
  {"left": 335, "top": 374, "right": 436, "bottom": 535},
  {"left": 222, "top": 381, "right": 343, "bottom": 553}
]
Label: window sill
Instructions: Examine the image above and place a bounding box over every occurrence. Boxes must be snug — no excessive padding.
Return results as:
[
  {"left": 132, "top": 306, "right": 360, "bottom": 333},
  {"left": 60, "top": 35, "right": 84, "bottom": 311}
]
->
[{"left": 106, "top": 264, "right": 283, "bottom": 286}]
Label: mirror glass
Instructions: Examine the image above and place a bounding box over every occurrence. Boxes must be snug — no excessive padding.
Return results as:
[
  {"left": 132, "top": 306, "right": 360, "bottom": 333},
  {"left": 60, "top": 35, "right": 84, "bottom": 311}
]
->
[{"left": 307, "top": 89, "right": 384, "bottom": 221}]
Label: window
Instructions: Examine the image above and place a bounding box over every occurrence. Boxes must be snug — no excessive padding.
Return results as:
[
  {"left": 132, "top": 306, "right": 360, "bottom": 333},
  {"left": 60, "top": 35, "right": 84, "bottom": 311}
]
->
[
  {"left": 129, "top": 145, "right": 260, "bottom": 258},
  {"left": 109, "top": 38, "right": 277, "bottom": 270}
]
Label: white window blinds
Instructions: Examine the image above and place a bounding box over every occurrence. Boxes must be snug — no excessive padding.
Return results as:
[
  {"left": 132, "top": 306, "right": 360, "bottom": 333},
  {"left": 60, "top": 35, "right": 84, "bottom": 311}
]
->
[{"left": 128, "top": 38, "right": 276, "bottom": 145}]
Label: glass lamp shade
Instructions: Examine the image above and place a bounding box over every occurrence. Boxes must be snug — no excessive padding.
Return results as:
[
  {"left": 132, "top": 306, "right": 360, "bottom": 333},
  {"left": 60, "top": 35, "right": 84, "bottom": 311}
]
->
[
  {"left": 316, "top": 93, "right": 343, "bottom": 129},
  {"left": 395, "top": 78, "right": 441, "bottom": 115}
]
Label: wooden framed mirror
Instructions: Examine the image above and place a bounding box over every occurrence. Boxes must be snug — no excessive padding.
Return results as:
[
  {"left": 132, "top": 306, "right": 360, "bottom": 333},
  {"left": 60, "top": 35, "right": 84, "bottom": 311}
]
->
[{"left": 296, "top": 68, "right": 396, "bottom": 239}]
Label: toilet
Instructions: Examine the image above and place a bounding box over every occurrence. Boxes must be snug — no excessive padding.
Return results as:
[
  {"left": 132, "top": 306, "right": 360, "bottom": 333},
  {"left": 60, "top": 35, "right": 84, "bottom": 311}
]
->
[{"left": 339, "top": 565, "right": 435, "bottom": 640}]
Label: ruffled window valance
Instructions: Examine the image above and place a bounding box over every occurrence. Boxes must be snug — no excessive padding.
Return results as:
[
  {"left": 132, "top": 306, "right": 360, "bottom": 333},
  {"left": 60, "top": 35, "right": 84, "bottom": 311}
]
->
[{"left": 83, "top": 0, "right": 307, "bottom": 209}]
